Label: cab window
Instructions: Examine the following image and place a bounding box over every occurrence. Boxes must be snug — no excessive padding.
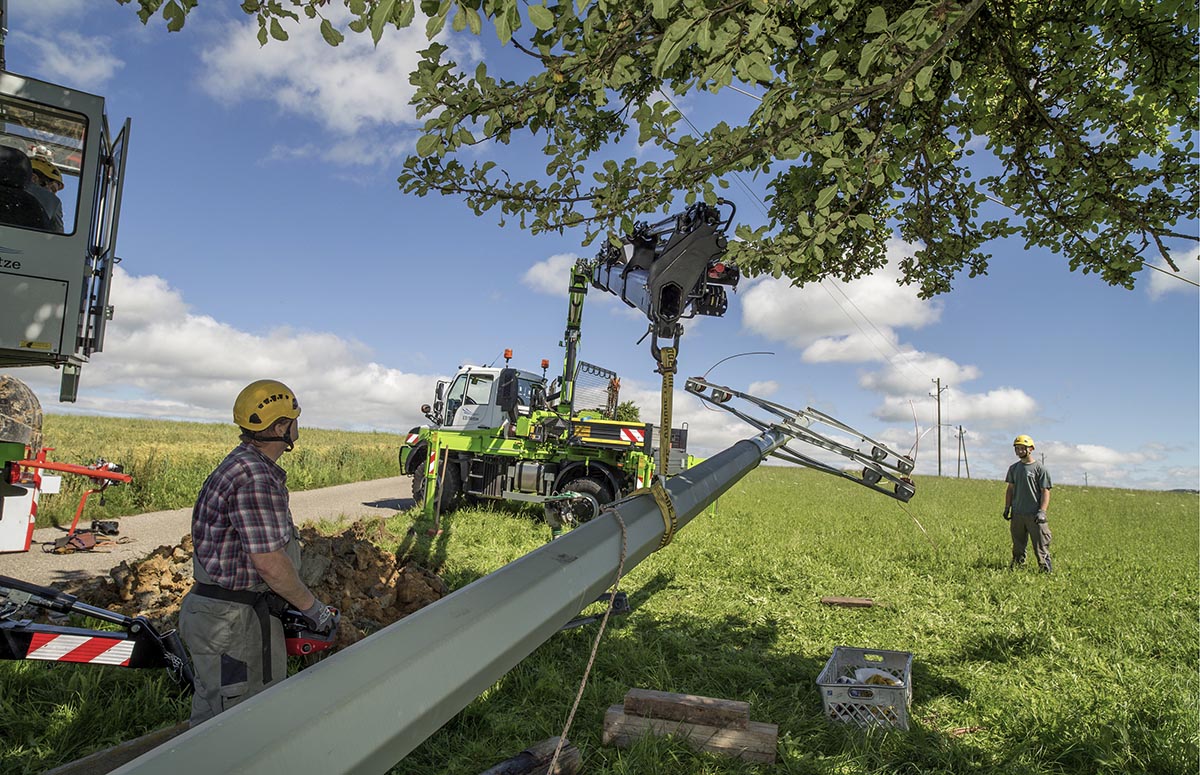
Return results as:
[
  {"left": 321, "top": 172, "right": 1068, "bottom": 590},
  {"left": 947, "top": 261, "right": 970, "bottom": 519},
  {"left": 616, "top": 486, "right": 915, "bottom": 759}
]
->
[{"left": 0, "top": 93, "right": 86, "bottom": 235}]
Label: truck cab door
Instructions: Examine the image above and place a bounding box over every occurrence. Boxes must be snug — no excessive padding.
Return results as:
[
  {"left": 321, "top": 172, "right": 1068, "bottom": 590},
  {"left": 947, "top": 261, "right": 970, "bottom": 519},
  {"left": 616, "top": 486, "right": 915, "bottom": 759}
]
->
[{"left": 445, "top": 370, "right": 502, "bottom": 430}]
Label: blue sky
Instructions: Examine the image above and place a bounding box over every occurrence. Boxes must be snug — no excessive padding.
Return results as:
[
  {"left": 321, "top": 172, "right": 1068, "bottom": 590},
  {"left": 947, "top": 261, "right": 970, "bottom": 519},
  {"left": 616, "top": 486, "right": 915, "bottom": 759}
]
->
[{"left": 3, "top": 0, "right": 1198, "bottom": 492}]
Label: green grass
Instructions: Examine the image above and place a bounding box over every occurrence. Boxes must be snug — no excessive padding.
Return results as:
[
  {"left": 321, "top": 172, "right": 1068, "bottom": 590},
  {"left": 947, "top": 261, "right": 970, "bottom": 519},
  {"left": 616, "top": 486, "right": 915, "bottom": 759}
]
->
[
  {"left": 2, "top": 464, "right": 1196, "bottom": 774},
  {"left": 28, "top": 414, "right": 401, "bottom": 527}
]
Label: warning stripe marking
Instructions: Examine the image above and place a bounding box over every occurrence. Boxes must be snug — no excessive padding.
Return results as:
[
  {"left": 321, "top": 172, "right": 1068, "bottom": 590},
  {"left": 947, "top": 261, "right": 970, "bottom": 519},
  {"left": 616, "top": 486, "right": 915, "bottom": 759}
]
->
[
  {"left": 26, "top": 633, "right": 134, "bottom": 665},
  {"left": 427, "top": 448, "right": 437, "bottom": 476},
  {"left": 405, "top": 433, "right": 420, "bottom": 446},
  {"left": 619, "top": 428, "right": 644, "bottom": 444}
]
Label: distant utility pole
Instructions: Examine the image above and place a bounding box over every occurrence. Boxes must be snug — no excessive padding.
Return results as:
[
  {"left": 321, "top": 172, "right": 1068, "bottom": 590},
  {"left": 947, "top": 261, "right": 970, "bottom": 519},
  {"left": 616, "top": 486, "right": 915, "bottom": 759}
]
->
[
  {"left": 956, "top": 425, "right": 971, "bottom": 479},
  {"left": 1084, "top": 471, "right": 1089, "bottom": 487},
  {"left": 930, "top": 378, "right": 948, "bottom": 476}
]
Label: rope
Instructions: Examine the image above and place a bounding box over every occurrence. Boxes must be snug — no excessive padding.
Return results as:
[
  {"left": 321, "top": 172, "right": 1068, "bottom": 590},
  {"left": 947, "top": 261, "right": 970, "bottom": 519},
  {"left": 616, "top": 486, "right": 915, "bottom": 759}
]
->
[{"left": 549, "top": 509, "right": 627, "bottom": 772}]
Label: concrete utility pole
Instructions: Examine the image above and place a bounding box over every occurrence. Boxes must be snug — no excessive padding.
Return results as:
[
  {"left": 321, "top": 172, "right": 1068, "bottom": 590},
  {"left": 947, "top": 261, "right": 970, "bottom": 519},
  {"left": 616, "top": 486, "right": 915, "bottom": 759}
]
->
[
  {"left": 930, "top": 378, "right": 947, "bottom": 476},
  {"left": 114, "top": 431, "right": 791, "bottom": 775},
  {"left": 956, "top": 425, "right": 971, "bottom": 479}
]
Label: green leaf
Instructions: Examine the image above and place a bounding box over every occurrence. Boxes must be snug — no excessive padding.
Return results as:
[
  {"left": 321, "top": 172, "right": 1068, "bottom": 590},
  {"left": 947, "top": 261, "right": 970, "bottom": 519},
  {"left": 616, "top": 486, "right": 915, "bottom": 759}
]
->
[
  {"left": 163, "top": 1, "right": 186, "bottom": 32},
  {"left": 653, "top": 18, "right": 692, "bottom": 76},
  {"left": 319, "top": 19, "right": 344, "bottom": 46},
  {"left": 370, "top": 0, "right": 397, "bottom": 44},
  {"left": 652, "top": 0, "right": 672, "bottom": 21},
  {"left": 415, "top": 134, "right": 440, "bottom": 158},
  {"left": 950, "top": 59, "right": 962, "bottom": 80},
  {"left": 528, "top": 5, "right": 554, "bottom": 30},
  {"left": 397, "top": 0, "right": 416, "bottom": 28},
  {"left": 819, "top": 50, "right": 838, "bottom": 70},
  {"left": 858, "top": 44, "right": 879, "bottom": 77},
  {"left": 855, "top": 213, "right": 875, "bottom": 229},
  {"left": 269, "top": 17, "right": 288, "bottom": 41},
  {"left": 465, "top": 6, "right": 482, "bottom": 35},
  {"left": 815, "top": 185, "right": 838, "bottom": 210},
  {"left": 915, "top": 65, "right": 934, "bottom": 90},
  {"left": 864, "top": 6, "right": 888, "bottom": 34}
]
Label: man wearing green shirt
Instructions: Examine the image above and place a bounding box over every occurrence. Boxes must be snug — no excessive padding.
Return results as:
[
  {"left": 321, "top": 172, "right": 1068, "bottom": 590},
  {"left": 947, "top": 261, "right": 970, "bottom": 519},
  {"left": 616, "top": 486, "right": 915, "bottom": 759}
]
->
[{"left": 1003, "top": 434, "right": 1053, "bottom": 572}]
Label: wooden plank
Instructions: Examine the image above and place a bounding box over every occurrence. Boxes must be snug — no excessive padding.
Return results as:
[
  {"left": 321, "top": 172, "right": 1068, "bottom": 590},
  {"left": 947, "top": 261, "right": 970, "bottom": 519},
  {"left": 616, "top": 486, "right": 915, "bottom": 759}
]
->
[
  {"left": 602, "top": 705, "right": 777, "bottom": 764},
  {"left": 623, "top": 687, "right": 749, "bottom": 729},
  {"left": 478, "top": 736, "right": 581, "bottom": 775},
  {"left": 820, "top": 596, "right": 875, "bottom": 607}
]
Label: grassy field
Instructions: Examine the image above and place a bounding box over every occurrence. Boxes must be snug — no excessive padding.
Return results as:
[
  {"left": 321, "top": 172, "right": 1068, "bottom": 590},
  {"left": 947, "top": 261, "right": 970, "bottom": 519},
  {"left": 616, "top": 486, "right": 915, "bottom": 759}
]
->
[
  {"left": 27, "top": 414, "right": 401, "bottom": 527},
  {"left": 1, "top": 463, "right": 1197, "bottom": 774}
]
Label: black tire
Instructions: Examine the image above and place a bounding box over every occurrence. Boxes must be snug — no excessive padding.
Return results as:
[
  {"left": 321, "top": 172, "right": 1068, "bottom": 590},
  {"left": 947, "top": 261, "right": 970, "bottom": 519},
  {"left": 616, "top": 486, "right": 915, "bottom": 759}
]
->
[
  {"left": 552, "top": 476, "right": 614, "bottom": 526},
  {"left": 412, "top": 453, "right": 462, "bottom": 514}
]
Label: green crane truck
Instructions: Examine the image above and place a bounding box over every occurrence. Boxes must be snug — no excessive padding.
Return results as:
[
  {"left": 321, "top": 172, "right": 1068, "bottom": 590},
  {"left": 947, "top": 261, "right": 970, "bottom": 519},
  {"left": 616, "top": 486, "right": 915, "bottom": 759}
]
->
[
  {"left": 400, "top": 202, "right": 740, "bottom": 532},
  {"left": 399, "top": 263, "right": 686, "bottom": 533}
]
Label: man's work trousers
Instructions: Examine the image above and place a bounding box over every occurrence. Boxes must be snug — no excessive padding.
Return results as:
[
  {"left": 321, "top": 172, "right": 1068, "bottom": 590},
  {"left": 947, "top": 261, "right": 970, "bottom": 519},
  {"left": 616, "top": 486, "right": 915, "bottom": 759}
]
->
[
  {"left": 1010, "top": 513, "right": 1052, "bottom": 572},
  {"left": 179, "top": 592, "right": 286, "bottom": 726}
]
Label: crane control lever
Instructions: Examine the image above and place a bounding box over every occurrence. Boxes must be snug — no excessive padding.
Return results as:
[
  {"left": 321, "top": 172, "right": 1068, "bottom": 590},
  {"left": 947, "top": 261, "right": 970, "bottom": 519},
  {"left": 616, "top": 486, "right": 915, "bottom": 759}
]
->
[{"left": 684, "top": 377, "right": 917, "bottom": 502}]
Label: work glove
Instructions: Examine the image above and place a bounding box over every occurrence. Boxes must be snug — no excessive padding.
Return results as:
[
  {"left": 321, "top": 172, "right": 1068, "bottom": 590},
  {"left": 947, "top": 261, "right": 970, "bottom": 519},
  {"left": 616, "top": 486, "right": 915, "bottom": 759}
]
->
[
  {"left": 1002, "top": 507, "right": 1011, "bottom": 521},
  {"left": 301, "top": 598, "right": 337, "bottom": 634},
  {"left": 1035, "top": 510, "right": 1048, "bottom": 524}
]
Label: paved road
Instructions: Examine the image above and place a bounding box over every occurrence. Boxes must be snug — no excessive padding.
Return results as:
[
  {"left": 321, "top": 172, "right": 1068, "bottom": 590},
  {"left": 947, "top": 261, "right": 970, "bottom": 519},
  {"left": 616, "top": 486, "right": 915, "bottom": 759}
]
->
[{"left": 0, "top": 477, "right": 413, "bottom": 588}]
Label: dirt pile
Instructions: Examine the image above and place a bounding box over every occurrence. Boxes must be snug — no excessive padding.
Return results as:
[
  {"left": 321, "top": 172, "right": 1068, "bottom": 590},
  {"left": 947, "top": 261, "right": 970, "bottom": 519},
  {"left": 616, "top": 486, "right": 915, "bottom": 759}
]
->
[{"left": 61, "top": 519, "right": 448, "bottom": 651}]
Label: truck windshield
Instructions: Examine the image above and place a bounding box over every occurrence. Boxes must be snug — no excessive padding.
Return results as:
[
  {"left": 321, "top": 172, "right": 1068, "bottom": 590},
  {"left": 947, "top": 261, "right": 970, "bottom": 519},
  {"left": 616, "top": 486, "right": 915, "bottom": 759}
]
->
[
  {"left": 445, "top": 371, "right": 495, "bottom": 425},
  {"left": 0, "top": 93, "right": 86, "bottom": 234}
]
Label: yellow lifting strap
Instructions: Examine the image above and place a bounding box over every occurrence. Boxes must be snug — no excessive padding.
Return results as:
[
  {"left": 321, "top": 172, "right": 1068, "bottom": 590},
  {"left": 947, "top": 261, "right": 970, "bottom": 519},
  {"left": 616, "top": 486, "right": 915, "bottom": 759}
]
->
[{"left": 653, "top": 345, "right": 679, "bottom": 548}]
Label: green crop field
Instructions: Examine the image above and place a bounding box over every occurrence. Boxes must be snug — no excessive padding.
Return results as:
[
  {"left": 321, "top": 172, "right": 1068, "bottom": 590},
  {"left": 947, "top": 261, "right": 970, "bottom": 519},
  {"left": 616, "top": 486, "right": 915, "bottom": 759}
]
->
[
  {"left": 27, "top": 414, "right": 401, "bottom": 528},
  {"left": 1, "top": 456, "right": 1197, "bottom": 773}
]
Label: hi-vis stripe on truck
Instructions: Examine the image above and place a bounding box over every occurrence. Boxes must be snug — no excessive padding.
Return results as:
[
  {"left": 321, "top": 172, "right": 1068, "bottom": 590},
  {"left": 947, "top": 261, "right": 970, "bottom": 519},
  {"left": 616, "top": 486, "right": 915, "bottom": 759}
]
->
[
  {"left": 25, "top": 633, "right": 134, "bottom": 665},
  {"left": 569, "top": 420, "right": 651, "bottom": 451},
  {"left": 406, "top": 433, "right": 420, "bottom": 446}
]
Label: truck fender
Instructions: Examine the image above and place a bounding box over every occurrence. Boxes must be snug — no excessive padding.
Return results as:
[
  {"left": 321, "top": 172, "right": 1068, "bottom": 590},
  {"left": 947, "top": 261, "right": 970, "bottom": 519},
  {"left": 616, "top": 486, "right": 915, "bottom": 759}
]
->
[
  {"left": 553, "top": 462, "right": 621, "bottom": 499},
  {"left": 402, "top": 440, "right": 427, "bottom": 476}
]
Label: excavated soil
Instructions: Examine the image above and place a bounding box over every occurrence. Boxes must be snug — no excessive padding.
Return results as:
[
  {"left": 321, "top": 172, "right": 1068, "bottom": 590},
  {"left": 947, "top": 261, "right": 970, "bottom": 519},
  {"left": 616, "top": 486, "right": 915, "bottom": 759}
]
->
[{"left": 59, "top": 519, "right": 448, "bottom": 652}]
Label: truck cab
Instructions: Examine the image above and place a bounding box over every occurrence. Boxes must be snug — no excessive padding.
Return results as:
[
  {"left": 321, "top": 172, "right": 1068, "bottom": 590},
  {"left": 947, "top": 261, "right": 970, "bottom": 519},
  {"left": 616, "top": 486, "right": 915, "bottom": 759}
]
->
[
  {"left": 426, "top": 366, "right": 546, "bottom": 431},
  {"left": 0, "top": 71, "right": 130, "bottom": 402}
]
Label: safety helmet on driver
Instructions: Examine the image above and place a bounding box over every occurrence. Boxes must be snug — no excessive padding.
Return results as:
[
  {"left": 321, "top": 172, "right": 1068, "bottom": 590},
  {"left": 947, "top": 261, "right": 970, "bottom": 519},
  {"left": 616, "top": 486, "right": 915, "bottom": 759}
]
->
[
  {"left": 234, "top": 379, "right": 301, "bottom": 432},
  {"left": 1013, "top": 434, "right": 1034, "bottom": 449},
  {"left": 30, "top": 158, "right": 62, "bottom": 185}
]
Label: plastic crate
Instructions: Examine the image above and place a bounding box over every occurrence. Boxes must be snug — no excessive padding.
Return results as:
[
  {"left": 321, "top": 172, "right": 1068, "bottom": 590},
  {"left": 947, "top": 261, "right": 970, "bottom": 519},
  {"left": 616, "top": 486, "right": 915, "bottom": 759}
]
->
[{"left": 816, "top": 646, "right": 913, "bottom": 731}]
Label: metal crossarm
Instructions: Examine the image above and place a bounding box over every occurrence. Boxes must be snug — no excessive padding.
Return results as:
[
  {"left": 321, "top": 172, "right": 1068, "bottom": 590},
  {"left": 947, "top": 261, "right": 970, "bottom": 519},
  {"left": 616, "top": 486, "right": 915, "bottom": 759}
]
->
[{"left": 684, "top": 377, "right": 916, "bottom": 502}]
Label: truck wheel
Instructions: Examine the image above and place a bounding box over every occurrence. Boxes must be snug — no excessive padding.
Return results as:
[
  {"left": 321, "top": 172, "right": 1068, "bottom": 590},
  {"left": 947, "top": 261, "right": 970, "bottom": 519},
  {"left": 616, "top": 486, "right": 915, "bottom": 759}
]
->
[
  {"left": 412, "top": 455, "right": 462, "bottom": 513},
  {"left": 553, "top": 476, "right": 614, "bottom": 526}
]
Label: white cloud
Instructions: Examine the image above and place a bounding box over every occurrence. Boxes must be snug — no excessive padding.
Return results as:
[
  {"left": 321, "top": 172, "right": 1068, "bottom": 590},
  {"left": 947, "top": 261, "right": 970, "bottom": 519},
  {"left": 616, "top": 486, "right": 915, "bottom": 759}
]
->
[
  {"left": 1146, "top": 247, "right": 1199, "bottom": 300},
  {"left": 8, "top": 267, "right": 438, "bottom": 433},
  {"left": 740, "top": 242, "right": 942, "bottom": 360},
  {"left": 746, "top": 380, "right": 778, "bottom": 397},
  {"left": 522, "top": 254, "right": 580, "bottom": 296},
  {"left": 11, "top": 30, "right": 124, "bottom": 92},
  {"left": 859, "top": 351, "right": 981, "bottom": 396},
  {"left": 874, "top": 386, "right": 1036, "bottom": 426},
  {"left": 199, "top": 12, "right": 438, "bottom": 137}
]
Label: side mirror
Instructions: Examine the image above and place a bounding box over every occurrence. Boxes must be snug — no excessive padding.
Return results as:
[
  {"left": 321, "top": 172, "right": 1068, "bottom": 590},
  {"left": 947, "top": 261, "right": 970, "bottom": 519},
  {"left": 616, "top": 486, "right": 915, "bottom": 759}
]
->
[
  {"left": 497, "top": 368, "right": 519, "bottom": 425},
  {"left": 420, "top": 404, "right": 431, "bottom": 414}
]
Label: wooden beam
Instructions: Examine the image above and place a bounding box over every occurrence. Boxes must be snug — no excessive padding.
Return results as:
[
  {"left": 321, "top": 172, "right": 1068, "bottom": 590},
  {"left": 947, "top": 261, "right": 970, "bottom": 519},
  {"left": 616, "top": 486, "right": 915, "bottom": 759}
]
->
[
  {"left": 623, "top": 688, "right": 749, "bottom": 729},
  {"left": 602, "top": 705, "right": 777, "bottom": 764},
  {"left": 820, "top": 596, "right": 875, "bottom": 607}
]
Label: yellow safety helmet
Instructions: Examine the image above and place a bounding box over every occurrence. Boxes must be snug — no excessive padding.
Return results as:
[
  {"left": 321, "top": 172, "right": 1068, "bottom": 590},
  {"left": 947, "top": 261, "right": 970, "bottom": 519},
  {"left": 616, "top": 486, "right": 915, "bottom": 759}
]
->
[
  {"left": 1013, "top": 434, "right": 1034, "bottom": 449},
  {"left": 233, "top": 379, "right": 301, "bottom": 432},
  {"left": 30, "top": 158, "right": 62, "bottom": 185}
]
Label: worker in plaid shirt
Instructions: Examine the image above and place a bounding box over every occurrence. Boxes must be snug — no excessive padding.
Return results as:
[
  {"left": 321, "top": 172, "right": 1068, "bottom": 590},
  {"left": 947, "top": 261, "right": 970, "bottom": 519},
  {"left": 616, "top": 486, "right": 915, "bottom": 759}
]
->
[{"left": 179, "top": 379, "right": 337, "bottom": 725}]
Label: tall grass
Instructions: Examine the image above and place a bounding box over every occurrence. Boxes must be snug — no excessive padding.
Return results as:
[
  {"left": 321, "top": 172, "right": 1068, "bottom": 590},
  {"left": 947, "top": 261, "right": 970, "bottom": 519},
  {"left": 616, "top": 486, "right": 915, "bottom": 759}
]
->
[
  {"left": 1, "top": 464, "right": 1196, "bottom": 774},
  {"left": 28, "top": 415, "right": 401, "bottom": 527}
]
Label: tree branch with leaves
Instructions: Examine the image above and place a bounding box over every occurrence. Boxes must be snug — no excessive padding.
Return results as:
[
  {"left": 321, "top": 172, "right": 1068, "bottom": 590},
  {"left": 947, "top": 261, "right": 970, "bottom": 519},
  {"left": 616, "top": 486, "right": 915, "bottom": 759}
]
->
[{"left": 123, "top": 0, "right": 1198, "bottom": 297}]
